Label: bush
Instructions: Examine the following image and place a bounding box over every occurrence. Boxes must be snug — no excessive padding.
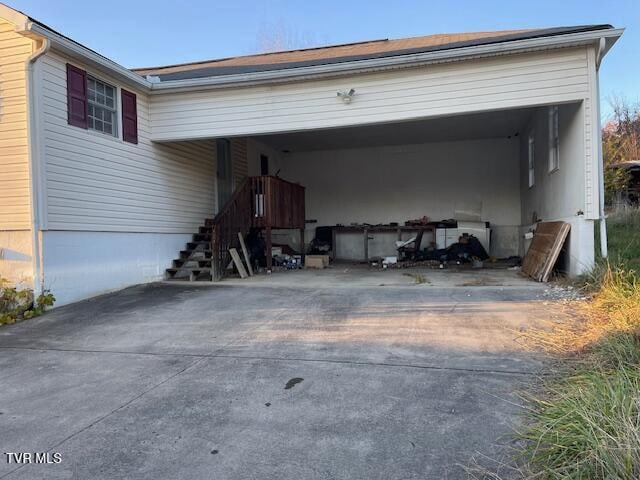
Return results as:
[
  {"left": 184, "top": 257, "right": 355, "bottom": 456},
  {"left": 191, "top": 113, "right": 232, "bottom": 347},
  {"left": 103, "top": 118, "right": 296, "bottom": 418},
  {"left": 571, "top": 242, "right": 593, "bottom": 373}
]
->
[{"left": 0, "top": 277, "right": 55, "bottom": 325}]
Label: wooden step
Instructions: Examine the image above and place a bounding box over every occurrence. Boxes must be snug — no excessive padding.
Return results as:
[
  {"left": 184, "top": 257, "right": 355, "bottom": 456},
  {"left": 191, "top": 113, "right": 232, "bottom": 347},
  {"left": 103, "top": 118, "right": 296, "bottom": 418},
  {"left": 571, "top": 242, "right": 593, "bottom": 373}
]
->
[
  {"left": 180, "top": 249, "right": 212, "bottom": 258},
  {"left": 173, "top": 258, "right": 212, "bottom": 268},
  {"left": 186, "top": 241, "right": 210, "bottom": 250},
  {"left": 166, "top": 267, "right": 212, "bottom": 281},
  {"left": 193, "top": 233, "right": 211, "bottom": 242}
]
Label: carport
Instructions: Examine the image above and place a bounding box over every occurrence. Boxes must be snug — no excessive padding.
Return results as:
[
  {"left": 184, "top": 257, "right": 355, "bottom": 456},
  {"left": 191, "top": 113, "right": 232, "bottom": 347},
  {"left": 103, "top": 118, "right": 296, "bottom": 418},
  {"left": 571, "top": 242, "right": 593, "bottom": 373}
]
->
[{"left": 245, "top": 102, "right": 592, "bottom": 275}]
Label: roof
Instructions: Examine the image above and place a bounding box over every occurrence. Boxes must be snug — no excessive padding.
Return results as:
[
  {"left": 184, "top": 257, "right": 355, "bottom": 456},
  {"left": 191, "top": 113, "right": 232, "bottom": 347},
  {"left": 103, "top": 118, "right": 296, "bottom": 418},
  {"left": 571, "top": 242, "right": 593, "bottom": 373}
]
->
[{"left": 133, "top": 25, "right": 614, "bottom": 81}]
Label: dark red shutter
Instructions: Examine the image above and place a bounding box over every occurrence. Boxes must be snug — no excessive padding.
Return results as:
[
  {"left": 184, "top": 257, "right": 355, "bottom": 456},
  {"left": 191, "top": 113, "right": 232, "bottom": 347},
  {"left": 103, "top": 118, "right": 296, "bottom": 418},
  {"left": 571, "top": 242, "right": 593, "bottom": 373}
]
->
[
  {"left": 121, "top": 89, "right": 138, "bottom": 144},
  {"left": 66, "top": 63, "right": 88, "bottom": 128}
]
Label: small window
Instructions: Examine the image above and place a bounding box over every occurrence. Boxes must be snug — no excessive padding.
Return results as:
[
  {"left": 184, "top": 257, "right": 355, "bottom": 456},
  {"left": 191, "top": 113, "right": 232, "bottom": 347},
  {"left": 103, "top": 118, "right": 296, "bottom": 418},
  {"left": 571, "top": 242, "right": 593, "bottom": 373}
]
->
[
  {"left": 87, "top": 76, "right": 117, "bottom": 136},
  {"left": 548, "top": 106, "right": 559, "bottom": 172},
  {"left": 528, "top": 132, "right": 535, "bottom": 188},
  {"left": 260, "top": 154, "right": 269, "bottom": 176}
]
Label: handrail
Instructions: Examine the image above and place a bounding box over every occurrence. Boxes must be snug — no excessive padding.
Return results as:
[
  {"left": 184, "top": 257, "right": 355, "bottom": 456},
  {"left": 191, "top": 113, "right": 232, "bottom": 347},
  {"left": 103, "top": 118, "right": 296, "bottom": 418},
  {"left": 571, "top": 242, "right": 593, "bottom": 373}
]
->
[
  {"left": 210, "top": 178, "right": 252, "bottom": 280},
  {"left": 211, "top": 177, "right": 250, "bottom": 225},
  {"left": 210, "top": 175, "right": 305, "bottom": 280}
]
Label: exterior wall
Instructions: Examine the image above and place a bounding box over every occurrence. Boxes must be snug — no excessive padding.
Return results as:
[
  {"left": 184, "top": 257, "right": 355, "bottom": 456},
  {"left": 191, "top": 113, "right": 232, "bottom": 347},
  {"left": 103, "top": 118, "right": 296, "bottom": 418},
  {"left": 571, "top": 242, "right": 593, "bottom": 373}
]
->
[
  {"left": 149, "top": 47, "right": 591, "bottom": 142},
  {"left": 36, "top": 50, "right": 223, "bottom": 304},
  {"left": 230, "top": 137, "right": 248, "bottom": 187},
  {"left": 246, "top": 138, "right": 283, "bottom": 177},
  {"left": 40, "top": 51, "right": 217, "bottom": 233},
  {"left": 41, "top": 231, "right": 190, "bottom": 305},
  {"left": 519, "top": 101, "right": 594, "bottom": 275},
  {"left": 0, "top": 230, "right": 32, "bottom": 286},
  {"left": 0, "top": 18, "right": 35, "bottom": 284},
  {"left": 279, "top": 138, "right": 521, "bottom": 259}
]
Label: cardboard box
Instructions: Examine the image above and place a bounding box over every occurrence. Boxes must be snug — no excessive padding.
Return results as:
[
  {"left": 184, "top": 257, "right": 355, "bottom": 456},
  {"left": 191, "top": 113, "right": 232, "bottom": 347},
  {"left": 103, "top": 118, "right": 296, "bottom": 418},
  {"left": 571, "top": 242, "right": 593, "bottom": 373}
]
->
[{"left": 305, "top": 255, "right": 329, "bottom": 269}]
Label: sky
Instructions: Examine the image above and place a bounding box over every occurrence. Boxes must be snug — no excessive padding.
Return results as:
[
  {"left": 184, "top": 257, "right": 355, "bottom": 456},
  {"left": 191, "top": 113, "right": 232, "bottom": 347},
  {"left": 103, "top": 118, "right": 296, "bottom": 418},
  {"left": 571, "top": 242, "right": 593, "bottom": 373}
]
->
[{"left": 5, "top": 0, "right": 639, "bottom": 119}]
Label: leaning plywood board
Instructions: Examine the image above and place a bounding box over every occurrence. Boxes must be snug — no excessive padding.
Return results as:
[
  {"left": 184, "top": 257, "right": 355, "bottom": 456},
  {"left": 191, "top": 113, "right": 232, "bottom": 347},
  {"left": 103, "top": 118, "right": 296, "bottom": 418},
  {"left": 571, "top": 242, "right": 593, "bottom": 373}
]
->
[
  {"left": 237, "top": 232, "right": 254, "bottom": 276},
  {"left": 229, "top": 248, "right": 249, "bottom": 279},
  {"left": 522, "top": 221, "right": 571, "bottom": 282}
]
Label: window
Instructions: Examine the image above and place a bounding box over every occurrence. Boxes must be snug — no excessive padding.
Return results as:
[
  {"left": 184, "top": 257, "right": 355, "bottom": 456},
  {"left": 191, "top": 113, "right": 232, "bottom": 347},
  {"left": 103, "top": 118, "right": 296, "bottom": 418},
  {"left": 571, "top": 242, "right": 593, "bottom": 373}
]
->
[
  {"left": 528, "top": 132, "right": 535, "bottom": 187},
  {"left": 87, "top": 76, "right": 117, "bottom": 136},
  {"left": 548, "top": 106, "right": 559, "bottom": 172},
  {"left": 260, "top": 154, "right": 269, "bottom": 176}
]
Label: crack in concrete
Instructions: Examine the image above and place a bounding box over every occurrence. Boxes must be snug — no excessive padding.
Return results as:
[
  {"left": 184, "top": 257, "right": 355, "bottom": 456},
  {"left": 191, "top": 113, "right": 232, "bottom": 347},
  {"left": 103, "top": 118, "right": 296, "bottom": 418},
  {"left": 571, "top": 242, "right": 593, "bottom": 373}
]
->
[{"left": 0, "top": 345, "right": 535, "bottom": 376}]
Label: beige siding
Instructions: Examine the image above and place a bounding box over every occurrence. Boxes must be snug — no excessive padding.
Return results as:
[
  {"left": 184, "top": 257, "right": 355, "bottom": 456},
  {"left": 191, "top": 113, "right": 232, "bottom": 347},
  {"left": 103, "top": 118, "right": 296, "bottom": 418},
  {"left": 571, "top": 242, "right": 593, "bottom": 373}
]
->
[
  {"left": 231, "top": 137, "right": 248, "bottom": 185},
  {"left": 0, "top": 18, "right": 33, "bottom": 230},
  {"left": 41, "top": 52, "right": 217, "bottom": 233},
  {"left": 149, "top": 47, "right": 592, "bottom": 141}
]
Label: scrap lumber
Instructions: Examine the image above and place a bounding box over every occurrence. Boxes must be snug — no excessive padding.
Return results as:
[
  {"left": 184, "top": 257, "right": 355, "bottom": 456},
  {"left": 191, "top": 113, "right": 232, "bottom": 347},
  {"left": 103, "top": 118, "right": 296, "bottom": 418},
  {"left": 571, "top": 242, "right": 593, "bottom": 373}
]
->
[
  {"left": 229, "top": 248, "right": 249, "bottom": 279},
  {"left": 237, "top": 232, "right": 254, "bottom": 276},
  {"left": 522, "top": 221, "right": 571, "bottom": 282}
]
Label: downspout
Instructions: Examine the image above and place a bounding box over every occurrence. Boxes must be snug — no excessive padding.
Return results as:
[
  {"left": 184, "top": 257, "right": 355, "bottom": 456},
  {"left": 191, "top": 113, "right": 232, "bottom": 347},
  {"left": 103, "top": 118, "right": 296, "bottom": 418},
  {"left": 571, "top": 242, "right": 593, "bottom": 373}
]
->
[
  {"left": 24, "top": 35, "right": 50, "bottom": 296},
  {"left": 595, "top": 37, "right": 608, "bottom": 258}
]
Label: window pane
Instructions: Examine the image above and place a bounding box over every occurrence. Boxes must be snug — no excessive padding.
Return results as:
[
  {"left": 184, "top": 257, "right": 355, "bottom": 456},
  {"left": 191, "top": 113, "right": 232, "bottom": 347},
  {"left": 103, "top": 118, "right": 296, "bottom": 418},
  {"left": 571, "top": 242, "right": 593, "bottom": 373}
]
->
[{"left": 87, "top": 76, "right": 117, "bottom": 136}]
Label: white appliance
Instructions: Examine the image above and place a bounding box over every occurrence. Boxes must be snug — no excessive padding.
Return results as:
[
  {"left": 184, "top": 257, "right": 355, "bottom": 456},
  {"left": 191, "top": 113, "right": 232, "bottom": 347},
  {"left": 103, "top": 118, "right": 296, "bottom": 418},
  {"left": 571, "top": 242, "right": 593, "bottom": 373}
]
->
[{"left": 435, "top": 221, "right": 491, "bottom": 254}]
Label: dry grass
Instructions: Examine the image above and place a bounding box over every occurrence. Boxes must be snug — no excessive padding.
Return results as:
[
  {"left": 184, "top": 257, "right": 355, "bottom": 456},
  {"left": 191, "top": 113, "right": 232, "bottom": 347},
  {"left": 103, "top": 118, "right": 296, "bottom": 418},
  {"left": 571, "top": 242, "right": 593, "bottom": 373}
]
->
[{"left": 512, "top": 263, "right": 640, "bottom": 479}]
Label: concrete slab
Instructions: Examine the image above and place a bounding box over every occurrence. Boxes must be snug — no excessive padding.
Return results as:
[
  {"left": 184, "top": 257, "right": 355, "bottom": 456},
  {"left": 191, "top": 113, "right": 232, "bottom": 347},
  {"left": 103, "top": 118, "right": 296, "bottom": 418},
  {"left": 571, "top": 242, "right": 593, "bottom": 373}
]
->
[
  {"left": 209, "top": 263, "right": 539, "bottom": 289},
  {"left": 0, "top": 278, "right": 565, "bottom": 479}
]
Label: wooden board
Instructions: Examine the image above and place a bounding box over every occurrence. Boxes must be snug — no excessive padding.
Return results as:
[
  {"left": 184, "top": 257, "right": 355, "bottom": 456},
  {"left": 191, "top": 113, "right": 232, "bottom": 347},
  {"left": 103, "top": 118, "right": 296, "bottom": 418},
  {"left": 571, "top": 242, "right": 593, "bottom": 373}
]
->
[
  {"left": 237, "top": 232, "right": 254, "bottom": 276},
  {"left": 229, "top": 248, "right": 249, "bottom": 279},
  {"left": 522, "top": 221, "right": 571, "bottom": 282}
]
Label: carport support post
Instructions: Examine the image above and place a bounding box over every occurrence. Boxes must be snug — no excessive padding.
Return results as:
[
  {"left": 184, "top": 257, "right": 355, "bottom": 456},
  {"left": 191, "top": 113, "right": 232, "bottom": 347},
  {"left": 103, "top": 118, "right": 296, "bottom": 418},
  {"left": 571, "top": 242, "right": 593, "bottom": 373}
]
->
[
  {"left": 265, "top": 227, "right": 272, "bottom": 271},
  {"left": 363, "top": 227, "right": 369, "bottom": 262},
  {"left": 299, "top": 228, "right": 305, "bottom": 263}
]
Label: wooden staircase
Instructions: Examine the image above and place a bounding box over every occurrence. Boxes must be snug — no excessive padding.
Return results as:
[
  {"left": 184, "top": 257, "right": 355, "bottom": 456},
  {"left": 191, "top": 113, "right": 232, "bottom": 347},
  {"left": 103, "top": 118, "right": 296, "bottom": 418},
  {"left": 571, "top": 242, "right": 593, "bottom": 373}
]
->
[
  {"left": 165, "top": 224, "right": 215, "bottom": 281},
  {"left": 165, "top": 176, "right": 305, "bottom": 282}
]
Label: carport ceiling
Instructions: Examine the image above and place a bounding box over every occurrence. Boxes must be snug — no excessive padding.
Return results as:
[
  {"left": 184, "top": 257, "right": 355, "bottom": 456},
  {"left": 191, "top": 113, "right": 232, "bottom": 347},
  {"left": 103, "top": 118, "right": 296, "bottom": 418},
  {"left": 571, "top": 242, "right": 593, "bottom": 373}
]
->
[{"left": 256, "top": 107, "right": 533, "bottom": 152}]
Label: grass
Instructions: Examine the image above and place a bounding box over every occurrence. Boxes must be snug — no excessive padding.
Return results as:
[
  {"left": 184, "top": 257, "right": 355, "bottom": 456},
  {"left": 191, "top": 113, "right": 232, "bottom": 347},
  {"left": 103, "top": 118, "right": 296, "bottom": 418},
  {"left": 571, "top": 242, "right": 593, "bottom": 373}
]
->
[
  {"left": 514, "top": 209, "right": 640, "bottom": 479},
  {"left": 606, "top": 209, "right": 640, "bottom": 270},
  {"left": 402, "top": 272, "right": 428, "bottom": 284}
]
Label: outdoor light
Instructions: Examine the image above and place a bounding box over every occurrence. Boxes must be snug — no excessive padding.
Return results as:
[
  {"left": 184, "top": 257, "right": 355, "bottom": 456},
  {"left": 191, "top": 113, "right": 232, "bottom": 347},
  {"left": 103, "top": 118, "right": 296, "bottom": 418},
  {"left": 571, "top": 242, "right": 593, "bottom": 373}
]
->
[{"left": 337, "top": 88, "right": 356, "bottom": 104}]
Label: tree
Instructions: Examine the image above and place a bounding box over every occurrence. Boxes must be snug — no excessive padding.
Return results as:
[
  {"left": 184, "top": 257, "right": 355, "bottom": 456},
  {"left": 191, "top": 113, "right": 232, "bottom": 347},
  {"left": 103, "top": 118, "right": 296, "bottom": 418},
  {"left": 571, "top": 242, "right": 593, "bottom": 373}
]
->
[
  {"left": 253, "top": 20, "right": 329, "bottom": 53},
  {"left": 602, "top": 97, "right": 640, "bottom": 205}
]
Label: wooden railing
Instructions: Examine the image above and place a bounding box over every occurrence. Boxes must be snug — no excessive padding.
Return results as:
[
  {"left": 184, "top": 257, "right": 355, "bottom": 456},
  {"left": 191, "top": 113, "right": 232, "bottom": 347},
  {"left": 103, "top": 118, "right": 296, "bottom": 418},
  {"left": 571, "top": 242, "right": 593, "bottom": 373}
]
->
[
  {"left": 210, "top": 178, "right": 252, "bottom": 281},
  {"left": 250, "top": 176, "right": 305, "bottom": 229},
  {"left": 210, "top": 176, "right": 305, "bottom": 280}
]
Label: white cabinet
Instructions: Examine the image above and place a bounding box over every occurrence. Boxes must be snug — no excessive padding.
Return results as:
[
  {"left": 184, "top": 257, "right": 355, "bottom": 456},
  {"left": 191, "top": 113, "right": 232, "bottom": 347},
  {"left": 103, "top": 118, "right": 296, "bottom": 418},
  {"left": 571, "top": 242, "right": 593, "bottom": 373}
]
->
[
  {"left": 435, "top": 222, "right": 491, "bottom": 253},
  {"left": 436, "top": 228, "right": 458, "bottom": 249}
]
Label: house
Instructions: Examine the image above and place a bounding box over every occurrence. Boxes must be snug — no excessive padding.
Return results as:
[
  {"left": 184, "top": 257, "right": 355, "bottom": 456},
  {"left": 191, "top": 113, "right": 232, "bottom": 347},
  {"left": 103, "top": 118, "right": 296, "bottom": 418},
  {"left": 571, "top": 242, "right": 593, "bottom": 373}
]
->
[{"left": 0, "top": 3, "right": 623, "bottom": 306}]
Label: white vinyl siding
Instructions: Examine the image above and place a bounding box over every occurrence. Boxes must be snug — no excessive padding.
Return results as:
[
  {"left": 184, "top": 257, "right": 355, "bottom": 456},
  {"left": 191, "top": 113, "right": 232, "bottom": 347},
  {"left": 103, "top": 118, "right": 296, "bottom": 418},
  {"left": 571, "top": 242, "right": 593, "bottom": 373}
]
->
[
  {"left": 231, "top": 137, "right": 248, "bottom": 185},
  {"left": 0, "top": 19, "right": 34, "bottom": 230},
  {"left": 149, "top": 47, "right": 592, "bottom": 142},
  {"left": 40, "top": 51, "right": 217, "bottom": 233}
]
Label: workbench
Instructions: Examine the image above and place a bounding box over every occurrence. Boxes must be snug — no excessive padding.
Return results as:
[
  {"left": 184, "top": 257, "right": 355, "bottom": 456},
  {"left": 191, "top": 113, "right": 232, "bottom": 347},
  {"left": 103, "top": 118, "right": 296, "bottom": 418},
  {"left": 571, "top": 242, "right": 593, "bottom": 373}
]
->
[{"left": 331, "top": 225, "right": 435, "bottom": 261}]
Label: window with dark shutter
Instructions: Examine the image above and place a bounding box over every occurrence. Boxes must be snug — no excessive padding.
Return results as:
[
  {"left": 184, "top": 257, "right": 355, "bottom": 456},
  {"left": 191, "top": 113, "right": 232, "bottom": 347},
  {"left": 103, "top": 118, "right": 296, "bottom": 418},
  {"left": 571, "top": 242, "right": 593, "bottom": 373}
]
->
[
  {"left": 121, "top": 89, "right": 138, "bottom": 144},
  {"left": 66, "top": 63, "right": 88, "bottom": 128}
]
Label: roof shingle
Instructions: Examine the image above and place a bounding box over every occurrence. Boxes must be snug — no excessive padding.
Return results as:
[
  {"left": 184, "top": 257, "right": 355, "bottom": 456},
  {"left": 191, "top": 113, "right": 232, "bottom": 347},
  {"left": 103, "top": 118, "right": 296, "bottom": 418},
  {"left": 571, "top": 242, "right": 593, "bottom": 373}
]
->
[{"left": 132, "top": 25, "right": 612, "bottom": 81}]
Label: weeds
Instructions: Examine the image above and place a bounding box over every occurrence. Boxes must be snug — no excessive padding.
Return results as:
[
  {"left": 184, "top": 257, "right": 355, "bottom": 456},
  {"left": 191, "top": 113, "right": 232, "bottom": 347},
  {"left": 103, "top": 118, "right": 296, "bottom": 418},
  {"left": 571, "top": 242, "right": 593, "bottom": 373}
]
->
[
  {"left": 403, "top": 272, "right": 428, "bottom": 284},
  {"left": 0, "top": 276, "right": 55, "bottom": 325},
  {"left": 516, "top": 261, "right": 640, "bottom": 479}
]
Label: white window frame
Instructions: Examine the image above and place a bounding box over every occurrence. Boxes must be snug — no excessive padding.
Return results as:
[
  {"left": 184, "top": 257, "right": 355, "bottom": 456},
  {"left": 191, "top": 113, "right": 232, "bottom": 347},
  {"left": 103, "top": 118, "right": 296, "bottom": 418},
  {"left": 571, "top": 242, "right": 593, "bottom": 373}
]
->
[
  {"left": 548, "top": 106, "right": 560, "bottom": 173},
  {"left": 528, "top": 131, "right": 535, "bottom": 188},
  {"left": 87, "top": 75, "right": 118, "bottom": 137}
]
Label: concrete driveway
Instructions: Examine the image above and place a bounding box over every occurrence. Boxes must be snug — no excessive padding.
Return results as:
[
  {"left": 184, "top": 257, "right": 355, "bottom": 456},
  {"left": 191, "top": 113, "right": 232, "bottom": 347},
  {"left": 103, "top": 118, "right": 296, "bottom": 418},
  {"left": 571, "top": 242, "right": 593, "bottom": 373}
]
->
[{"left": 0, "top": 271, "right": 558, "bottom": 479}]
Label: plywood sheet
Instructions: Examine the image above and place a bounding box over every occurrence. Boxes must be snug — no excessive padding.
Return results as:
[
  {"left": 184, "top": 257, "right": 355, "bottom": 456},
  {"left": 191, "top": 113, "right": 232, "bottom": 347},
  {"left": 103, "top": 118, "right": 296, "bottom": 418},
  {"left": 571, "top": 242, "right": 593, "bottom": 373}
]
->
[
  {"left": 229, "top": 248, "right": 248, "bottom": 279},
  {"left": 522, "top": 221, "right": 570, "bottom": 282}
]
